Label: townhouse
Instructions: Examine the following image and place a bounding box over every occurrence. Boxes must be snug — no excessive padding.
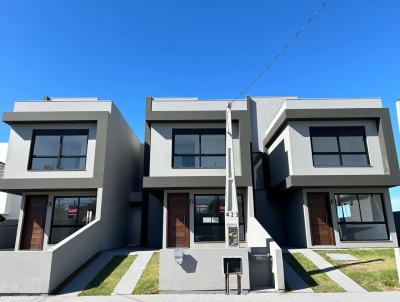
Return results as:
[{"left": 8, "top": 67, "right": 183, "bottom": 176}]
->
[
  {"left": 143, "top": 96, "right": 400, "bottom": 292},
  {"left": 0, "top": 98, "right": 142, "bottom": 294},
  {"left": 0, "top": 95, "right": 399, "bottom": 294}
]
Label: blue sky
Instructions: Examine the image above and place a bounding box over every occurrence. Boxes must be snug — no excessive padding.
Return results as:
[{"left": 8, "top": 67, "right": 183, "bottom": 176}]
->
[{"left": 0, "top": 0, "right": 400, "bottom": 209}]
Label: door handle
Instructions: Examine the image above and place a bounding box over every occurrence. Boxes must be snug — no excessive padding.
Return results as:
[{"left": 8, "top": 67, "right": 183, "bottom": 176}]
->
[{"left": 183, "top": 214, "right": 186, "bottom": 226}]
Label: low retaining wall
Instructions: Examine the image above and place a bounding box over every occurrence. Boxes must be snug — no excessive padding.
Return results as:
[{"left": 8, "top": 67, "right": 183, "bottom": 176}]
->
[
  {"left": 0, "top": 251, "right": 52, "bottom": 294},
  {"left": 160, "top": 248, "right": 250, "bottom": 292}
]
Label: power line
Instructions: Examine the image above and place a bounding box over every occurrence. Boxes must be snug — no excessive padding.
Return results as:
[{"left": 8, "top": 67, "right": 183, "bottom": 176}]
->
[{"left": 234, "top": 0, "right": 330, "bottom": 99}]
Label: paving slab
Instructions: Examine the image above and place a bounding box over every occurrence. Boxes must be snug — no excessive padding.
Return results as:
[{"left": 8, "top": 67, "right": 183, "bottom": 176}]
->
[
  {"left": 296, "top": 249, "right": 366, "bottom": 293},
  {"left": 326, "top": 253, "right": 358, "bottom": 261},
  {"left": 112, "top": 251, "right": 154, "bottom": 295}
]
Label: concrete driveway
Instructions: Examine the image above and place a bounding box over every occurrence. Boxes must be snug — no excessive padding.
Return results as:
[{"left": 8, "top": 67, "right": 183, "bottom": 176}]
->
[{"left": 2, "top": 292, "right": 400, "bottom": 302}]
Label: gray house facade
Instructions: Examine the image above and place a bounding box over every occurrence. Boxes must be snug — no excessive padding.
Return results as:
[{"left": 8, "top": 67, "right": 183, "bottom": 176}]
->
[
  {"left": 0, "top": 98, "right": 142, "bottom": 294},
  {"left": 0, "top": 95, "right": 399, "bottom": 294},
  {"left": 143, "top": 96, "right": 400, "bottom": 292}
]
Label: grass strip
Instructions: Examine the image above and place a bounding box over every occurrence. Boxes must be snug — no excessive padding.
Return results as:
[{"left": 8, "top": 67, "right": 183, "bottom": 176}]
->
[
  {"left": 79, "top": 255, "right": 136, "bottom": 296},
  {"left": 133, "top": 252, "right": 160, "bottom": 295},
  {"left": 283, "top": 252, "right": 344, "bottom": 293},
  {"left": 52, "top": 252, "right": 100, "bottom": 295},
  {"left": 316, "top": 248, "right": 400, "bottom": 292}
]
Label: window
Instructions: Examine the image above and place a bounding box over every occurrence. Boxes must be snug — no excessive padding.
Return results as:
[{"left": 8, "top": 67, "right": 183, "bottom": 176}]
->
[
  {"left": 29, "top": 130, "right": 88, "bottom": 170},
  {"left": 335, "top": 193, "right": 388, "bottom": 241},
  {"left": 50, "top": 196, "right": 96, "bottom": 244},
  {"left": 194, "top": 194, "right": 245, "bottom": 242},
  {"left": 172, "top": 129, "right": 225, "bottom": 168},
  {"left": 252, "top": 152, "right": 265, "bottom": 190},
  {"left": 310, "top": 127, "right": 369, "bottom": 167}
]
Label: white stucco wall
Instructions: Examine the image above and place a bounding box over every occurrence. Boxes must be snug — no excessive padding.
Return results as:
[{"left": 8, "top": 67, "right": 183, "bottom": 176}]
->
[
  {"left": 3, "top": 123, "right": 97, "bottom": 179},
  {"left": 149, "top": 122, "right": 242, "bottom": 177},
  {"left": 13, "top": 100, "right": 112, "bottom": 113},
  {"left": 250, "top": 97, "right": 286, "bottom": 152},
  {"left": 152, "top": 99, "right": 247, "bottom": 111}
]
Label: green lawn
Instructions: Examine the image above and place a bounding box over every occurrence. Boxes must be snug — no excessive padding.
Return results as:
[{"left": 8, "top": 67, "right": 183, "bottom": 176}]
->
[
  {"left": 133, "top": 252, "right": 160, "bottom": 295},
  {"left": 52, "top": 252, "right": 100, "bottom": 295},
  {"left": 316, "top": 248, "right": 400, "bottom": 292},
  {"left": 283, "top": 252, "right": 344, "bottom": 293},
  {"left": 79, "top": 255, "right": 136, "bottom": 296}
]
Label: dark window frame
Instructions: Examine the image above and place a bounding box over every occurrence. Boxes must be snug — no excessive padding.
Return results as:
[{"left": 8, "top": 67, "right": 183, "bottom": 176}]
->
[
  {"left": 334, "top": 193, "right": 389, "bottom": 241},
  {"left": 310, "top": 126, "right": 370, "bottom": 167},
  {"left": 49, "top": 195, "right": 96, "bottom": 244},
  {"left": 172, "top": 128, "right": 226, "bottom": 169},
  {"left": 251, "top": 151, "right": 266, "bottom": 191},
  {"left": 193, "top": 194, "right": 245, "bottom": 242},
  {"left": 28, "top": 129, "right": 89, "bottom": 171}
]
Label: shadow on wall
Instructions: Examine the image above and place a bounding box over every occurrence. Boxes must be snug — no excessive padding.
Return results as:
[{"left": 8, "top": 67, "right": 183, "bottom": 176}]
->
[
  {"left": 393, "top": 211, "right": 400, "bottom": 245},
  {"left": 181, "top": 254, "right": 198, "bottom": 273},
  {"left": 268, "top": 140, "right": 289, "bottom": 187}
]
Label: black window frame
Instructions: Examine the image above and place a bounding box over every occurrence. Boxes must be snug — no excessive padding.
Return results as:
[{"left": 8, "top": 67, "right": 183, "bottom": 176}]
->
[
  {"left": 251, "top": 151, "right": 266, "bottom": 191},
  {"left": 194, "top": 194, "right": 246, "bottom": 242},
  {"left": 172, "top": 129, "right": 226, "bottom": 169},
  {"left": 49, "top": 195, "right": 97, "bottom": 244},
  {"left": 310, "top": 126, "right": 370, "bottom": 167},
  {"left": 334, "top": 193, "right": 389, "bottom": 241},
  {"left": 28, "top": 129, "right": 89, "bottom": 171}
]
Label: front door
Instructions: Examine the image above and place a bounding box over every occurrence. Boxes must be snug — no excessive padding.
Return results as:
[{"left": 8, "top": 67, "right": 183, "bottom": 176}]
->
[
  {"left": 20, "top": 196, "right": 48, "bottom": 250},
  {"left": 307, "top": 193, "right": 335, "bottom": 245},
  {"left": 167, "top": 193, "right": 189, "bottom": 248}
]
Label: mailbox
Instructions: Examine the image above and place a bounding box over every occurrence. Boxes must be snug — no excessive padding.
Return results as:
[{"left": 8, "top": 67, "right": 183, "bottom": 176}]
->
[
  {"left": 223, "top": 257, "right": 242, "bottom": 295},
  {"left": 223, "top": 257, "right": 242, "bottom": 274}
]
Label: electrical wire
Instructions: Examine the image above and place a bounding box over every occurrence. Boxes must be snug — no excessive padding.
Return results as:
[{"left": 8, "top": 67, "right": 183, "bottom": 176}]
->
[{"left": 233, "top": 0, "right": 330, "bottom": 100}]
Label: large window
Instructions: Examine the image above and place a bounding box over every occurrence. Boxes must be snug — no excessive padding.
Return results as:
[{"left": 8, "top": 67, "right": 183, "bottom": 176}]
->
[
  {"left": 194, "top": 194, "right": 245, "bottom": 242},
  {"left": 29, "top": 130, "right": 88, "bottom": 170},
  {"left": 172, "top": 129, "right": 225, "bottom": 168},
  {"left": 335, "top": 193, "right": 388, "bottom": 241},
  {"left": 310, "top": 127, "right": 370, "bottom": 167},
  {"left": 50, "top": 196, "right": 96, "bottom": 244}
]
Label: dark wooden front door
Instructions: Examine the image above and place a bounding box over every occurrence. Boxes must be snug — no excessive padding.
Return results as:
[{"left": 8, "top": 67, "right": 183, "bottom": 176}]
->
[
  {"left": 307, "top": 193, "right": 335, "bottom": 245},
  {"left": 167, "top": 193, "right": 189, "bottom": 248},
  {"left": 20, "top": 196, "right": 48, "bottom": 250}
]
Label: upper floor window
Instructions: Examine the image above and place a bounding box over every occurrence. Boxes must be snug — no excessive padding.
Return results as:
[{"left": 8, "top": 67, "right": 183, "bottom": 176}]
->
[
  {"left": 172, "top": 129, "right": 225, "bottom": 169},
  {"left": 310, "top": 127, "right": 370, "bottom": 167},
  {"left": 29, "top": 130, "right": 89, "bottom": 171}
]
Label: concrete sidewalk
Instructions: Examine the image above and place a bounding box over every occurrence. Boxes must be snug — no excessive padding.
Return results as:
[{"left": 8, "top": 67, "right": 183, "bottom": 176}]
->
[{"left": 2, "top": 292, "right": 400, "bottom": 302}]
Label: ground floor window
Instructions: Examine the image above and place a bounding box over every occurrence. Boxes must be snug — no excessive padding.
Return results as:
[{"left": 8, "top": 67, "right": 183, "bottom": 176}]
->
[
  {"left": 194, "top": 194, "right": 245, "bottom": 242},
  {"left": 50, "top": 196, "right": 96, "bottom": 244},
  {"left": 335, "top": 193, "right": 388, "bottom": 241}
]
